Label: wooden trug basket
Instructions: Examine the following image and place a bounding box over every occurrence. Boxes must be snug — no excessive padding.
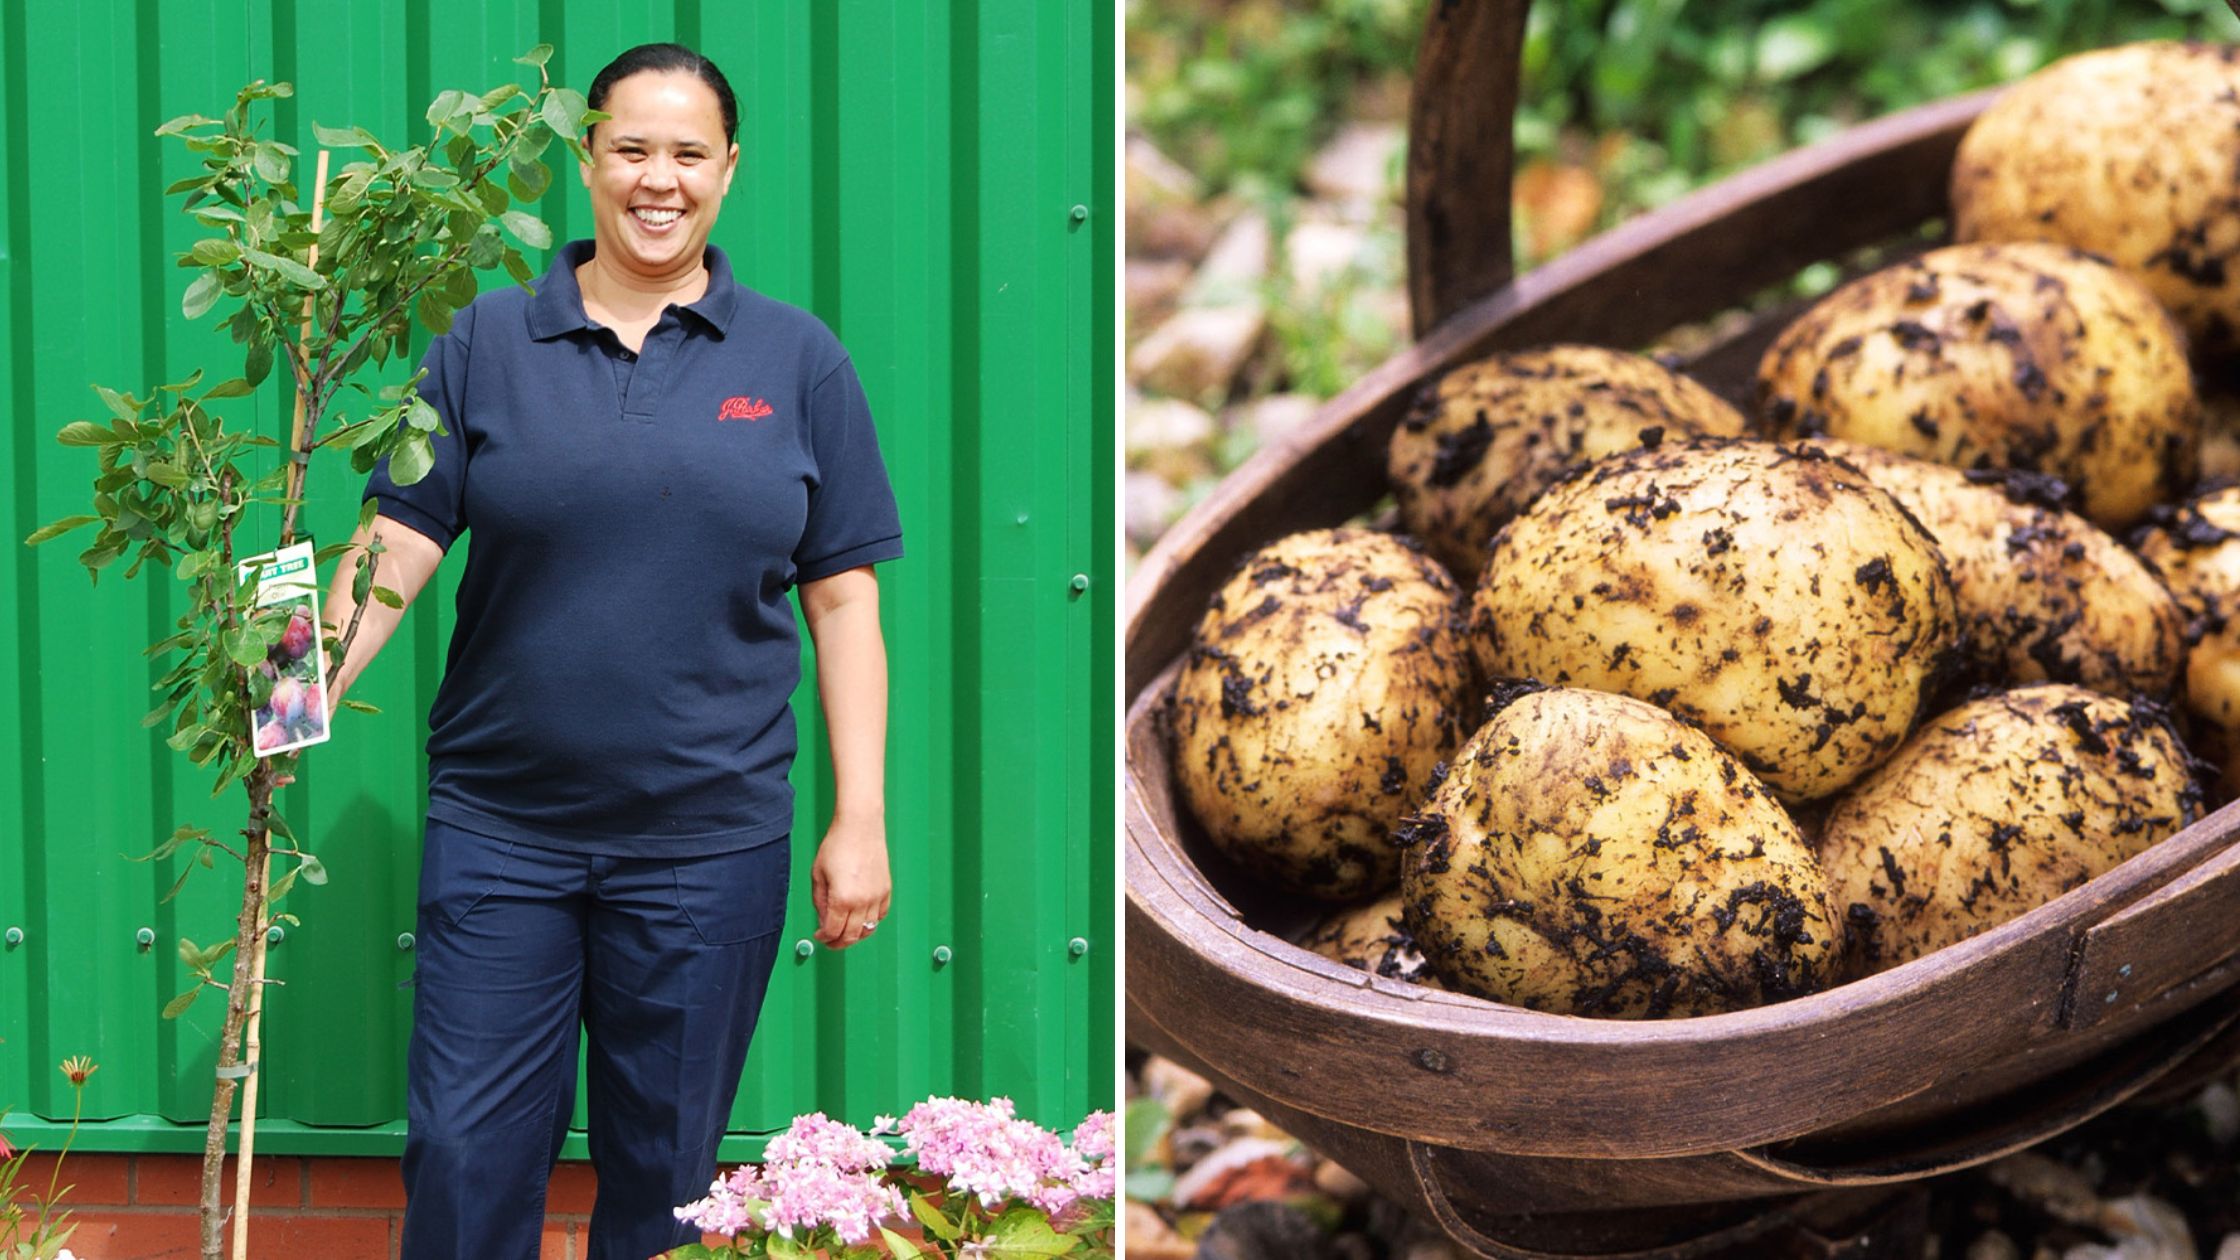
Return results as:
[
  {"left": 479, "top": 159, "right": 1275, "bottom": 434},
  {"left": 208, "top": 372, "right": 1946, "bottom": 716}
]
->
[{"left": 1123, "top": 4, "right": 2240, "bottom": 1256}]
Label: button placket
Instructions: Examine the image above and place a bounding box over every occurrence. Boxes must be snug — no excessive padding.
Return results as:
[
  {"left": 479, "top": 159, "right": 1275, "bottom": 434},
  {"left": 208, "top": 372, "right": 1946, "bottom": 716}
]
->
[{"left": 623, "top": 316, "right": 677, "bottom": 423}]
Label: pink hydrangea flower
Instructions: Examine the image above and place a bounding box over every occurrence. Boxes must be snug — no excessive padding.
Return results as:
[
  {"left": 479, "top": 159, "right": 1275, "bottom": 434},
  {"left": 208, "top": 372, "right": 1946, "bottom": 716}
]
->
[
  {"left": 896, "top": 1096, "right": 1093, "bottom": 1215},
  {"left": 760, "top": 1158, "right": 907, "bottom": 1245},
  {"left": 762, "top": 1112, "right": 893, "bottom": 1173}
]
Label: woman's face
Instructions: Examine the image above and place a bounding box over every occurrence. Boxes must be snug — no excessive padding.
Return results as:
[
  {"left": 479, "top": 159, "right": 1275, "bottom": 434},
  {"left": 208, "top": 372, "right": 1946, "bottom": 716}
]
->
[{"left": 579, "top": 69, "right": 738, "bottom": 281}]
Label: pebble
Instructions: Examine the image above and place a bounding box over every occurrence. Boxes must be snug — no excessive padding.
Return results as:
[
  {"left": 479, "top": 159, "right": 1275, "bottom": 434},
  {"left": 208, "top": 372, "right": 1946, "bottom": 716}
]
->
[
  {"left": 1219, "top": 1108, "right": 1291, "bottom": 1143},
  {"left": 2197, "top": 1081, "right": 2239, "bottom": 1146},
  {"left": 1986, "top": 1153, "right": 2100, "bottom": 1226},
  {"left": 1968, "top": 1232, "right": 2022, "bottom": 1260},
  {"left": 1127, "top": 396, "right": 1216, "bottom": 462},
  {"left": 1142, "top": 1056, "right": 1216, "bottom": 1118},
  {"left": 1129, "top": 304, "right": 1267, "bottom": 402},
  {"left": 1188, "top": 212, "right": 1272, "bottom": 303},
  {"left": 1128, "top": 258, "right": 1195, "bottom": 337},
  {"left": 1126, "top": 470, "right": 1185, "bottom": 548},
  {"left": 2214, "top": 1234, "right": 2240, "bottom": 1260},
  {"left": 1304, "top": 122, "right": 1404, "bottom": 208},
  {"left": 1285, "top": 219, "right": 1371, "bottom": 301},
  {"left": 1312, "top": 1159, "right": 1370, "bottom": 1203},
  {"left": 1230, "top": 392, "right": 1321, "bottom": 449}
]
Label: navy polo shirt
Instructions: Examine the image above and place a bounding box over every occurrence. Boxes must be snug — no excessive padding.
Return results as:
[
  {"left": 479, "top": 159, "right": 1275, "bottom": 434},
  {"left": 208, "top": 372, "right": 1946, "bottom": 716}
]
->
[{"left": 364, "top": 239, "right": 904, "bottom": 857}]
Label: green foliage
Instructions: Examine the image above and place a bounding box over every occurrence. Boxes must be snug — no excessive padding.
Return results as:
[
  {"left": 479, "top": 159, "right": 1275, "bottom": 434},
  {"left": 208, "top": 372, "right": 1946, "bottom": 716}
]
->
[
  {"left": 29, "top": 58, "right": 598, "bottom": 901},
  {"left": 20, "top": 59, "right": 602, "bottom": 1244},
  {"left": 1128, "top": 0, "right": 1421, "bottom": 196}
]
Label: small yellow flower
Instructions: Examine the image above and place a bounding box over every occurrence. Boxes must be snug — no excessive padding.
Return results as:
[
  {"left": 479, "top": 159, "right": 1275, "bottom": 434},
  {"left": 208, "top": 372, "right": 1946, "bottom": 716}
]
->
[{"left": 58, "top": 1056, "right": 96, "bottom": 1087}]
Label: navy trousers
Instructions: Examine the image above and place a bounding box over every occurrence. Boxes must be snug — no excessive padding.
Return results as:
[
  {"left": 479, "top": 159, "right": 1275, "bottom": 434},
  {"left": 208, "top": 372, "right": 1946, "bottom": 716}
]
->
[{"left": 399, "top": 817, "right": 789, "bottom": 1260}]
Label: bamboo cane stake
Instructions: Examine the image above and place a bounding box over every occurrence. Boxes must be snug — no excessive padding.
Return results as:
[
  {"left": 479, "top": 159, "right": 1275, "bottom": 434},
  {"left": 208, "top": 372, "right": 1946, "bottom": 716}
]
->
[{"left": 229, "top": 146, "right": 328, "bottom": 1260}]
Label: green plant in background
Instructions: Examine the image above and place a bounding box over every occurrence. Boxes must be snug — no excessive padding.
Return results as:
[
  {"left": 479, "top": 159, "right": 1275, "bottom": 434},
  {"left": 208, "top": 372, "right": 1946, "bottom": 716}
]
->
[
  {"left": 0, "top": 1057, "right": 98, "bottom": 1260},
  {"left": 23, "top": 49, "right": 599, "bottom": 1260}
]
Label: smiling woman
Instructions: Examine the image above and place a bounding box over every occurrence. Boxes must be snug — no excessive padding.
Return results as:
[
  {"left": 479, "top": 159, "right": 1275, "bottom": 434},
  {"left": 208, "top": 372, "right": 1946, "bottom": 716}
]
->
[
  {"left": 575, "top": 47, "right": 741, "bottom": 350},
  {"left": 319, "top": 39, "right": 908, "bottom": 1260}
]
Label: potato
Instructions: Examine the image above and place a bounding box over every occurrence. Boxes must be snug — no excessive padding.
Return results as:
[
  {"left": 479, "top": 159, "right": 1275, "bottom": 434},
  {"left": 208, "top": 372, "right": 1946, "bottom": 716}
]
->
[
  {"left": 1388, "top": 345, "right": 1747, "bottom": 580},
  {"left": 1297, "top": 893, "right": 1440, "bottom": 987},
  {"left": 1757, "top": 242, "right": 2198, "bottom": 529},
  {"left": 1171, "top": 529, "right": 1473, "bottom": 901},
  {"left": 1820, "top": 685, "right": 2198, "bottom": 971},
  {"left": 1807, "top": 439, "right": 2183, "bottom": 699},
  {"left": 1470, "top": 438, "right": 1962, "bottom": 801},
  {"left": 2134, "top": 489, "right": 2240, "bottom": 794},
  {"left": 1952, "top": 42, "right": 2240, "bottom": 356},
  {"left": 1399, "top": 686, "right": 1839, "bottom": 1018}
]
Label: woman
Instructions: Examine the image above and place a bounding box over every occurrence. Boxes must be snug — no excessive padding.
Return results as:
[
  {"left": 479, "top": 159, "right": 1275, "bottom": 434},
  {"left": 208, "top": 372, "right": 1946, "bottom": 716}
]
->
[{"left": 319, "top": 43, "right": 902, "bottom": 1260}]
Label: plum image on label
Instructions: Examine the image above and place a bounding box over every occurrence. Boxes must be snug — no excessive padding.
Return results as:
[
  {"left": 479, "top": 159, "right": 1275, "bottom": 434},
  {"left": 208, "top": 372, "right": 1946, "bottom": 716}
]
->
[{"left": 235, "top": 541, "right": 332, "bottom": 758}]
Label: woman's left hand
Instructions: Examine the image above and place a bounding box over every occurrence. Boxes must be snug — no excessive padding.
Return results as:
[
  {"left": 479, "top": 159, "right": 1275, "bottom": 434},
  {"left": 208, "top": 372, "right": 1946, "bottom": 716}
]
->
[{"left": 811, "top": 813, "right": 890, "bottom": 950}]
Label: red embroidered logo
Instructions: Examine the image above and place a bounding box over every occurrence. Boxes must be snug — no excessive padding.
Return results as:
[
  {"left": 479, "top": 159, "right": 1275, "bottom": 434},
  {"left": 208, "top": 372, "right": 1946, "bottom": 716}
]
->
[{"left": 717, "top": 396, "right": 774, "bottom": 422}]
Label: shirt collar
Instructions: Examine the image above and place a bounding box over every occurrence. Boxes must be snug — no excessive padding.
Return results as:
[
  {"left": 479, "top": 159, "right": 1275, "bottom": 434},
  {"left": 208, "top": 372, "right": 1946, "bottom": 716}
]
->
[{"left": 526, "top": 238, "right": 737, "bottom": 341}]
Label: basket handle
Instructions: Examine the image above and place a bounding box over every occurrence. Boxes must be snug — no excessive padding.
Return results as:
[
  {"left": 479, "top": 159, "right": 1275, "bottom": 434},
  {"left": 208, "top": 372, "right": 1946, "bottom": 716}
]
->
[
  {"left": 1404, "top": 0, "right": 1533, "bottom": 338},
  {"left": 2064, "top": 829, "right": 2240, "bottom": 1031}
]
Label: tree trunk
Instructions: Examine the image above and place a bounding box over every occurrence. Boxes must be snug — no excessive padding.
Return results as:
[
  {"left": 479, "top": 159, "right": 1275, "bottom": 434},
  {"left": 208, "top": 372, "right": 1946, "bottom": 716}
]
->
[{"left": 197, "top": 770, "right": 276, "bottom": 1260}]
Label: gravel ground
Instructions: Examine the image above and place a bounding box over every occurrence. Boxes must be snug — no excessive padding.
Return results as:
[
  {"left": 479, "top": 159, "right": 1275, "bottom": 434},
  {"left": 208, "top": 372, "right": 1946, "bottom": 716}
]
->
[{"left": 1124, "top": 1049, "right": 2240, "bottom": 1259}]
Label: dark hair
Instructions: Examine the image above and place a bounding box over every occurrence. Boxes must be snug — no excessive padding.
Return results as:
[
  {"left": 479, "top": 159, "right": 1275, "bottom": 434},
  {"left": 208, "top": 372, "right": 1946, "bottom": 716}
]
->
[{"left": 586, "top": 43, "right": 739, "bottom": 145}]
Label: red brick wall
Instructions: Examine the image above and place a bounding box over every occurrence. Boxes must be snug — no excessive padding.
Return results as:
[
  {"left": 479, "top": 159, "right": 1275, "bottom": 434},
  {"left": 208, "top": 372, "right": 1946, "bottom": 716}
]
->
[{"left": 9, "top": 1152, "right": 711, "bottom": 1259}]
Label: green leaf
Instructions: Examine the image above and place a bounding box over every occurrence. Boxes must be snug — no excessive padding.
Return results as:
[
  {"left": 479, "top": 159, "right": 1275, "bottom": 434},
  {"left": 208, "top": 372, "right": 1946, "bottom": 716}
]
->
[
  {"left": 369, "top": 584, "right": 404, "bottom": 610},
  {"left": 1122, "top": 1096, "right": 1170, "bottom": 1168},
  {"left": 225, "top": 626, "right": 267, "bottom": 668},
  {"left": 480, "top": 82, "right": 523, "bottom": 110},
  {"left": 425, "top": 88, "right": 469, "bottom": 130},
  {"left": 247, "top": 667, "right": 274, "bottom": 710},
  {"left": 182, "top": 271, "right": 222, "bottom": 319},
  {"left": 515, "top": 120, "right": 554, "bottom": 162},
  {"left": 200, "top": 937, "right": 237, "bottom": 967},
  {"left": 142, "top": 461, "right": 188, "bottom": 488},
  {"left": 985, "top": 1208, "right": 1073, "bottom": 1256},
  {"left": 388, "top": 430, "right": 434, "bottom": 485},
  {"left": 268, "top": 865, "right": 300, "bottom": 905},
  {"left": 252, "top": 143, "right": 290, "bottom": 184},
  {"left": 265, "top": 809, "right": 295, "bottom": 843},
  {"left": 244, "top": 338, "right": 274, "bottom": 387},
  {"left": 467, "top": 223, "right": 504, "bottom": 270},
  {"left": 540, "top": 92, "right": 578, "bottom": 141},
  {"left": 415, "top": 291, "right": 453, "bottom": 336},
  {"left": 96, "top": 385, "right": 141, "bottom": 424},
  {"left": 189, "top": 237, "right": 240, "bottom": 266},
  {"left": 166, "top": 722, "right": 208, "bottom": 752},
  {"left": 507, "top": 154, "right": 551, "bottom": 201},
  {"left": 177, "top": 936, "right": 202, "bottom": 966},
  {"left": 515, "top": 43, "right": 553, "bottom": 68},
  {"left": 241, "top": 247, "right": 324, "bottom": 290},
  {"left": 201, "top": 377, "right": 255, "bottom": 400},
  {"left": 1755, "top": 15, "right": 1837, "bottom": 82},
  {"left": 878, "top": 1227, "right": 924, "bottom": 1258},
  {"left": 502, "top": 249, "right": 535, "bottom": 286},
  {"left": 499, "top": 209, "right": 552, "bottom": 250},
  {"left": 311, "top": 121, "right": 380, "bottom": 150},
  {"left": 299, "top": 853, "right": 327, "bottom": 886},
  {"left": 768, "top": 1239, "right": 811, "bottom": 1260},
  {"left": 155, "top": 113, "right": 220, "bottom": 136},
  {"left": 24, "top": 515, "right": 99, "bottom": 546},
  {"left": 405, "top": 395, "right": 441, "bottom": 433},
  {"left": 338, "top": 698, "right": 381, "bottom": 715},
  {"left": 162, "top": 989, "right": 201, "bottom": 1019},
  {"left": 910, "top": 1194, "right": 961, "bottom": 1244},
  {"left": 1122, "top": 1168, "right": 1174, "bottom": 1202}
]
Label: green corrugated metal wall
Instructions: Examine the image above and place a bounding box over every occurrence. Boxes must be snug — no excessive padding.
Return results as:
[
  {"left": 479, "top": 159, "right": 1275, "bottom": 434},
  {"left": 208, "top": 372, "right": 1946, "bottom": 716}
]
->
[{"left": 0, "top": 0, "right": 1116, "bottom": 1161}]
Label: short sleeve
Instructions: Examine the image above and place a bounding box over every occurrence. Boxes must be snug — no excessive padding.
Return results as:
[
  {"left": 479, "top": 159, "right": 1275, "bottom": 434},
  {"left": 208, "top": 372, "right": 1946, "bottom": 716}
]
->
[
  {"left": 793, "top": 357, "right": 904, "bottom": 584},
  {"left": 362, "top": 303, "right": 473, "bottom": 552}
]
